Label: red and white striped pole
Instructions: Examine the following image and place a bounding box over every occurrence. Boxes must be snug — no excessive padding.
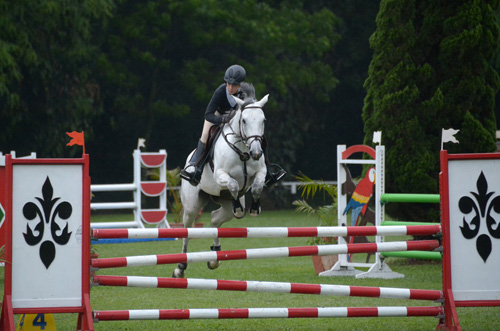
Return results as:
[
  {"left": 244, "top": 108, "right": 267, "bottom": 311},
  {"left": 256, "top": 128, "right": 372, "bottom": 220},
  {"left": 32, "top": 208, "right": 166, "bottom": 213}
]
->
[
  {"left": 91, "top": 240, "right": 440, "bottom": 269},
  {"left": 93, "top": 275, "right": 442, "bottom": 301},
  {"left": 93, "top": 306, "right": 443, "bottom": 321},
  {"left": 92, "top": 225, "right": 441, "bottom": 239}
]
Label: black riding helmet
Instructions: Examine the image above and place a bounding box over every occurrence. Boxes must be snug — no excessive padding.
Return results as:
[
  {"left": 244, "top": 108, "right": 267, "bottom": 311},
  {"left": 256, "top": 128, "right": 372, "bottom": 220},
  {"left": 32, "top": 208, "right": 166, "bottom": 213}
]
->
[{"left": 224, "top": 65, "right": 246, "bottom": 85}]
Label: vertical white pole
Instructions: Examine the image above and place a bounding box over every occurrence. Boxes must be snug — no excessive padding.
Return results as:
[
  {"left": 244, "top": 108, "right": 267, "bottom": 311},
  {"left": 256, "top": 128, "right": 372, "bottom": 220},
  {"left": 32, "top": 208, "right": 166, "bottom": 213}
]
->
[
  {"left": 375, "top": 145, "right": 385, "bottom": 265},
  {"left": 336, "top": 145, "right": 348, "bottom": 265},
  {"left": 133, "top": 149, "right": 144, "bottom": 228},
  {"left": 159, "top": 150, "right": 168, "bottom": 228}
]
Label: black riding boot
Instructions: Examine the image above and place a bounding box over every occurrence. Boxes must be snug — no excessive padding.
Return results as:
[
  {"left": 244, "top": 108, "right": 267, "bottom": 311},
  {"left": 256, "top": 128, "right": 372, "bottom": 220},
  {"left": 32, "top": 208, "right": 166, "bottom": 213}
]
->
[
  {"left": 261, "top": 137, "right": 286, "bottom": 187},
  {"left": 180, "top": 140, "right": 206, "bottom": 186}
]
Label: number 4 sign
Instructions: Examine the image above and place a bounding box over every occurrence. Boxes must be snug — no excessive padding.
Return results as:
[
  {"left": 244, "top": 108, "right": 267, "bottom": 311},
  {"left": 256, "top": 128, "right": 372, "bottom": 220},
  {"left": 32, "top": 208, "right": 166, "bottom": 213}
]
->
[{"left": 16, "top": 314, "right": 56, "bottom": 331}]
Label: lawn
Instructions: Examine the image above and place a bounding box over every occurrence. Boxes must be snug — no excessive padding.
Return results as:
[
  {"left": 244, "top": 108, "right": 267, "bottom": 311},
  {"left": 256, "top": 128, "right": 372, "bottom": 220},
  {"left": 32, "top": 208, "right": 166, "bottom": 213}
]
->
[{"left": 2, "top": 210, "right": 499, "bottom": 330}]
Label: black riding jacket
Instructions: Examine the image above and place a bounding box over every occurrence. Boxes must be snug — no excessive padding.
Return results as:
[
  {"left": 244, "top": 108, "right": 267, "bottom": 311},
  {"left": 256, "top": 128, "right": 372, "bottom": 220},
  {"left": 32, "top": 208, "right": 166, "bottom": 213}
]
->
[{"left": 204, "top": 83, "right": 243, "bottom": 125}]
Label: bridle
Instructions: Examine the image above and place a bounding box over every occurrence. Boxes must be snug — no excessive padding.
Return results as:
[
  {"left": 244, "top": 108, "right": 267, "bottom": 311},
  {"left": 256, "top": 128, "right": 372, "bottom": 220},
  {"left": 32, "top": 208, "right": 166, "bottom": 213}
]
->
[
  {"left": 221, "top": 104, "right": 264, "bottom": 196},
  {"left": 239, "top": 106, "right": 264, "bottom": 151},
  {"left": 222, "top": 105, "right": 264, "bottom": 162}
]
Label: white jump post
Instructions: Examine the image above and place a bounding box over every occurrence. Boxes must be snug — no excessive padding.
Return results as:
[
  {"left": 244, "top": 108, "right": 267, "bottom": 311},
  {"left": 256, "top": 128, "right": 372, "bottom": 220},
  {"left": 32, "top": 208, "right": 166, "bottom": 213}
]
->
[
  {"left": 90, "top": 147, "right": 169, "bottom": 229},
  {"left": 321, "top": 144, "right": 403, "bottom": 278}
]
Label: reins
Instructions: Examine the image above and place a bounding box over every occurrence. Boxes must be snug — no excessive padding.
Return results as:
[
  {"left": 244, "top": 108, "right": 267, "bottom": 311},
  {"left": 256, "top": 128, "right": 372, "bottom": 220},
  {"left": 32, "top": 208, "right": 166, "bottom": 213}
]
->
[
  {"left": 222, "top": 105, "right": 263, "bottom": 162},
  {"left": 221, "top": 105, "right": 264, "bottom": 195}
]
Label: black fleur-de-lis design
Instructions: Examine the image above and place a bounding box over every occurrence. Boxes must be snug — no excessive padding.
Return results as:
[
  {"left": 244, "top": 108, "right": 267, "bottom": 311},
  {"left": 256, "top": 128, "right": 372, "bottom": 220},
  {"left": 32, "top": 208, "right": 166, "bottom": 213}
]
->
[
  {"left": 458, "top": 172, "right": 500, "bottom": 262},
  {"left": 22, "top": 176, "right": 73, "bottom": 269}
]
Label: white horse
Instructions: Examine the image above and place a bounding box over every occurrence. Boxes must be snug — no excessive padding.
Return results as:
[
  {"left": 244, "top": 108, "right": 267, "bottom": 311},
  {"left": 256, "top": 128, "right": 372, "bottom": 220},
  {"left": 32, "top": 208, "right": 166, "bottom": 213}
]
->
[{"left": 173, "top": 86, "right": 268, "bottom": 278}]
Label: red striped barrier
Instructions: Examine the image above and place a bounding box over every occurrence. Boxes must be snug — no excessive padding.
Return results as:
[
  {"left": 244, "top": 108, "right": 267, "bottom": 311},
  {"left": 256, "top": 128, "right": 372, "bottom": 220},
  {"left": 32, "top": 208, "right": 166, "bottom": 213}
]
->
[
  {"left": 93, "top": 275, "right": 443, "bottom": 301},
  {"left": 92, "top": 225, "right": 441, "bottom": 239},
  {"left": 91, "top": 240, "right": 440, "bottom": 269},
  {"left": 93, "top": 306, "right": 443, "bottom": 321}
]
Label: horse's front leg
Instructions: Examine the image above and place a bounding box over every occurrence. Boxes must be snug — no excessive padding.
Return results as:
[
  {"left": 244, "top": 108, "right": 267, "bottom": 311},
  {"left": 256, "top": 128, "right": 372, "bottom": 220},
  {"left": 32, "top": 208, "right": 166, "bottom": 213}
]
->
[
  {"left": 215, "top": 169, "right": 245, "bottom": 218},
  {"left": 173, "top": 184, "right": 208, "bottom": 278},
  {"left": 206, "top": 199, "right": 234, "bottom": 270},
  {"left": 249, "top": 168, "right": 266, "bottom": 216}
]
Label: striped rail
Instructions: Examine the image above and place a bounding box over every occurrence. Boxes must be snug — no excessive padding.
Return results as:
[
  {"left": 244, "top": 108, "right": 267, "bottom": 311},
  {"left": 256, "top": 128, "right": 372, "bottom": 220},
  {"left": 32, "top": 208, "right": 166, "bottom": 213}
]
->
[
  {"left": 92, "top": 225, "right": 442, "bottom": 240},
  {"left": 91, "top": 240, "right": 440, "bottom": 269},
  {"left": 93, "top": 306, "right": 444, "bottom": 321},
  {"left": 93, "top": 275, "right": 443, "bottom": 301}
]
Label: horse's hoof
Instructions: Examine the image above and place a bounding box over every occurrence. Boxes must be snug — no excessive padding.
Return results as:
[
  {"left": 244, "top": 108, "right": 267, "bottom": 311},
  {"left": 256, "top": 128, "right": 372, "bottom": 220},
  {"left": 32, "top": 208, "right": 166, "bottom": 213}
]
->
[
  {"left": 172, "top": 268, "right": 185, "bottom": 278},
  {"left": 250, "top": 209, "right": 261, "bottom": 217},
  {"left": 207, "top": 261, "right": 220, "bottom": 270},
  {"left": 249, "top": 199, "right": 261, "bottom": 216},
  {"left": 232, "top": 198, "right": 246, "bottom": 219},
  {"left": 233, "top": 208, "right": 246, "bottom": 219}
]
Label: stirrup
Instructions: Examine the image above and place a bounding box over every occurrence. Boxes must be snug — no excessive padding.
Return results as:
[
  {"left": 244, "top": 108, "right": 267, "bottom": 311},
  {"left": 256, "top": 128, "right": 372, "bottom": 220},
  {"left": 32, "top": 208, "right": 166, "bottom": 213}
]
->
[
  {"left": 180, "top": 165, "right": 195, "bottom": 181},
  {"left": 265, "top": 164, "right": 287, "bottom": 187},
  {"left": 180, "top": 166, "right": 203, "bottom": 186}
]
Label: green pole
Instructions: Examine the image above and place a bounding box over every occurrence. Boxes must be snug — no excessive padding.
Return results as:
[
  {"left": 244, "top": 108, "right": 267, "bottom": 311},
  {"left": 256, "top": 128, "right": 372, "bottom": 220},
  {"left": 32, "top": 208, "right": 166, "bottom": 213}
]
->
[
  {"left": 380, "top": 193, "right": 440, "bottom": 204},
  {"left": 381, "top": 251, "right": 442, "bottom": 260},
  {"left": 381, "top": 221, "right": 437, "bottom": 226}
]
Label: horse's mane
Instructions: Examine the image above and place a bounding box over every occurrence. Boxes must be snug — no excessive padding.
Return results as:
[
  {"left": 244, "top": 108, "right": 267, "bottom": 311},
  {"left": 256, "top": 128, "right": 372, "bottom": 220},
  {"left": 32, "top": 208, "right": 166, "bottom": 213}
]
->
[{"left": 239, "top": 82, "right": 256, "bottom": 109}]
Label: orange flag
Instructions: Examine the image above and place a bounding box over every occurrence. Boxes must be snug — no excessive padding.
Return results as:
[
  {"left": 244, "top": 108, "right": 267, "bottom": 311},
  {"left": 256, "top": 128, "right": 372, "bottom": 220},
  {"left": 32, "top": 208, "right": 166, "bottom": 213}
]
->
[{"left": 66, "top": 131, "right": 86, "bottom": 154}]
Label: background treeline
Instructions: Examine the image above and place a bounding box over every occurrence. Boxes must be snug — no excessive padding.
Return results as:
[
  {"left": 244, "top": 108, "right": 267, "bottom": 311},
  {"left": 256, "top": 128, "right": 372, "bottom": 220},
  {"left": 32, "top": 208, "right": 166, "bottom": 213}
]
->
[{"left": 1, "top": 0, "right": 500, "bottom": 220}]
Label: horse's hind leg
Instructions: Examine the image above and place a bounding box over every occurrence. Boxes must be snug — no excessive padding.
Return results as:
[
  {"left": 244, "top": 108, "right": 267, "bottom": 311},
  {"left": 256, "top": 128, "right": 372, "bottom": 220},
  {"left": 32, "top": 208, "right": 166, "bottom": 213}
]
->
[
  {"left": 172, "top": 207, "right": 197, "bottom": 278},
  {"left": 207, "top": 199, "right": 234, "bottom": 270},
  {"left": 172, "top": 237, "right": 190, "bottom": 278},
  {"left": 172, "top": 186, "right": 209, "bottom": 278}
]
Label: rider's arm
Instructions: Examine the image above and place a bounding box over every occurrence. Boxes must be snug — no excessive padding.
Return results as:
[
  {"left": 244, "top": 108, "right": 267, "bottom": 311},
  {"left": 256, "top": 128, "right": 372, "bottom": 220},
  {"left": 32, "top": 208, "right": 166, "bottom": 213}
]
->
[{"left": 205, "top": 84, "right": 227, "bottom": 125}]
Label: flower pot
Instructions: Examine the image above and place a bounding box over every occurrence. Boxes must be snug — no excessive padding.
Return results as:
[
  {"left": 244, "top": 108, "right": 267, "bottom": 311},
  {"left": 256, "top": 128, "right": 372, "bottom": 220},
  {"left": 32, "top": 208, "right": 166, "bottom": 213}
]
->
[{"left": 312, "top": 254, "right": 338, "bottom": 275}]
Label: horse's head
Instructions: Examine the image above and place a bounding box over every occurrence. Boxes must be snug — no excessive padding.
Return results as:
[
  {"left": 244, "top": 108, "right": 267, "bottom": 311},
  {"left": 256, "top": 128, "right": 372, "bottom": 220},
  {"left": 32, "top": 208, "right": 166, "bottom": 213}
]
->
[{"left": 233, "top": 94, "right": 268, "bottom": 161}]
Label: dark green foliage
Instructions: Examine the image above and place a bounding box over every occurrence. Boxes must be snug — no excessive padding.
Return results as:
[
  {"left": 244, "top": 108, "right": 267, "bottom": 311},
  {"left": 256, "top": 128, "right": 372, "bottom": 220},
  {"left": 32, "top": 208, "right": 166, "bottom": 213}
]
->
[
  {"left": 0, "top": 0, "right": 380, "bottom": 196},
  {"left": 90, "top": 0, "right": 341, "bottom": 185},
  {"left": 0, "top": 0, "right": 113, "bottom": 157},
  {"left": 363, "top": 0, "right": 500, "bottom": 221}
]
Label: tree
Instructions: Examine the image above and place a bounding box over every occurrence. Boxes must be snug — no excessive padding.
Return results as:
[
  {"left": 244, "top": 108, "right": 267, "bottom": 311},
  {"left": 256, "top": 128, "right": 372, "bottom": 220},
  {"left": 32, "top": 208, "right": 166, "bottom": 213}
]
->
[
  {"left": 362, "top": 0, "right": 499, "bottom": 221},
  {"left": 0, "top": 0, "right": 114, "bottom": 157},
  {"left": 90, "top": 0, "right": 340, "bottom": 185}
]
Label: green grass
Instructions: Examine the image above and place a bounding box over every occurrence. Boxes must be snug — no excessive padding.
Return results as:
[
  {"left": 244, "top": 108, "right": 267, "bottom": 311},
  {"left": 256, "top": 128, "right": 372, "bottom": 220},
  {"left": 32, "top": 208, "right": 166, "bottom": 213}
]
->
[{"left": 2, "top": 210, "right": 499, "bottom": 330}]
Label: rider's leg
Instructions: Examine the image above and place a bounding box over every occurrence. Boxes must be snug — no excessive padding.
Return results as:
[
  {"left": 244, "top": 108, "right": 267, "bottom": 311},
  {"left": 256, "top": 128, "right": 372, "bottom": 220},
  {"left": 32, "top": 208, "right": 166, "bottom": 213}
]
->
[
  {"left": 262, "top": 137, "right": 287, "bottom": 187},
  {"left": 180, "top": 120, "right": 213, "bottom": 185}
]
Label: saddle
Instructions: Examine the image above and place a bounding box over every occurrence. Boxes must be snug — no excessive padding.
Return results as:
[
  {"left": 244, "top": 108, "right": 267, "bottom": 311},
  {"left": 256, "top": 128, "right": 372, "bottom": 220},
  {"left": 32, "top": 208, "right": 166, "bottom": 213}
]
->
[{"left": 194, "top": 125, "right": 222, "bottom": 168}]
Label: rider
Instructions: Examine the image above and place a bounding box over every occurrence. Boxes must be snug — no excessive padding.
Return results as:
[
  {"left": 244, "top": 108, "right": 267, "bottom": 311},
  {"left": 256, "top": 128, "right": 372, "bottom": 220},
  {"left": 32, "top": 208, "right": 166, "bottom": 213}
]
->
[{"left": 180, "top": 64, "right": 286, "bottom": 187}]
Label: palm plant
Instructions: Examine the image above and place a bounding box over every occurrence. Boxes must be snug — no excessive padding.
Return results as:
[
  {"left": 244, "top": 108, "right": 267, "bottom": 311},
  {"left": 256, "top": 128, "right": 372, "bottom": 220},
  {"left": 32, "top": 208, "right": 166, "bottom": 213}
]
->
[{"left": 292, "top": 173, "right": 338, "bottom": 245}]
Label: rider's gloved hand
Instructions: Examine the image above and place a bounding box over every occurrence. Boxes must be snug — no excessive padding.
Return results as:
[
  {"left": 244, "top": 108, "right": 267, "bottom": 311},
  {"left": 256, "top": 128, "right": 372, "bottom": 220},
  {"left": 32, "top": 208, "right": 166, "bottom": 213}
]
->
[{"left": 221, "top": 110, "right": 236, "bottom": 124}]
